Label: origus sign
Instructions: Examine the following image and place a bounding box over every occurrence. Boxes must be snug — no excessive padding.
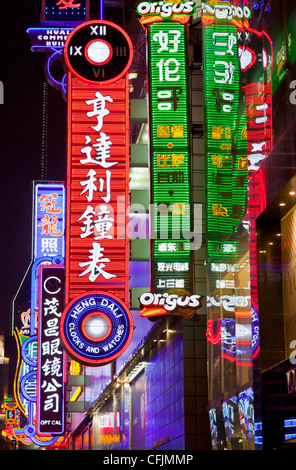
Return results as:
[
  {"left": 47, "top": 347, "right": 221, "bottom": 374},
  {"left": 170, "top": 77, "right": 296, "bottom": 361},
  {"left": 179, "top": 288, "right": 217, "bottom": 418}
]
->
[
  {"left": 62, "top": 20, "right": 134, "bottom": 365},
  {"left": 139, "top": 290, "right": 202, "bottom": 319},
  {"left": 136, "top": 1, "right": 196, "bottom": 24}
]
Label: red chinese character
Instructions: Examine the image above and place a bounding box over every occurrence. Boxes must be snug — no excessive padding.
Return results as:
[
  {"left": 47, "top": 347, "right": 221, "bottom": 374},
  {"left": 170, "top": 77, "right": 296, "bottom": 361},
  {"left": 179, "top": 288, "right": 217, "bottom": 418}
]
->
[
  {"left": 56, "top": 0, "right": 81, "bottom": 10},
  {"left": 39, "top": 193, "right": 61, "bottom": 213},
  {"left": 38, "top": 214, "right": 62, "bottom": 236}
]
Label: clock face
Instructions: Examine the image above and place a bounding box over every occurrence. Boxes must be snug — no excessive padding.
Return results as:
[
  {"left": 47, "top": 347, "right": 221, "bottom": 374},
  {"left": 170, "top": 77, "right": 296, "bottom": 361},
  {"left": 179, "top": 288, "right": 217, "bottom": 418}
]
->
[{"left": 64, "top": 20, "right": 133, "bottom": 84}]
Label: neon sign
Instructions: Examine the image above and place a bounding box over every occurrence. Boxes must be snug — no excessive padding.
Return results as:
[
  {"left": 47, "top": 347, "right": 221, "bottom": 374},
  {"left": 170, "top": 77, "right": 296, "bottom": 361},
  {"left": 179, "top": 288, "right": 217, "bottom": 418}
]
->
[
  {"left": 63, "top": 20, "right": 133, "bottom": 364},
  {"left": 37, "top": 265, "right": 66, "bottom": 436},
  {"left": 144, "top": 13, "right": 193, "bottom": 295},
  {"left": 65, "top": 78, "right": 130, "bottom": 303},
  {"left": 34, "top": 183, "right": 65, "bottom": 260},
  {"left": 28, "top": 28, "right": 74, "bottom": 52},
  {"left": 60, "top": 291, "right": 134, "bottom": 366},
  {"left": 64, "top": 20, "right": 133, "bottom": 85},
  {"left": 136, "top": 1, "right": 196, "bottom": 25},
  {"left": 202, "top": 2, "right": 248, "bottom": 259},
  {"left": 201, "top": 1, "right": 251, "bottom": 25},
  {"left": 64, "top": 21, "right": 132, "bottom": 303},
  {"left": 13, "top": 183, "right": 66, "bottom": 447},
  {"left": 140, "top": 291, "right": 202, "bottom": 318},
  {"left": 42, "top": 0, "right": 88, "bottom": 25}
]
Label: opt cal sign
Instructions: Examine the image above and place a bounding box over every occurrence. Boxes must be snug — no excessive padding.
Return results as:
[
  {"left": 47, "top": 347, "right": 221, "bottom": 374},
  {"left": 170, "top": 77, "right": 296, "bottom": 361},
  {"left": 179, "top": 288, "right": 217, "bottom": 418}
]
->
[{"left": 37, "top": 264, "right": 66, "bottom": 436}]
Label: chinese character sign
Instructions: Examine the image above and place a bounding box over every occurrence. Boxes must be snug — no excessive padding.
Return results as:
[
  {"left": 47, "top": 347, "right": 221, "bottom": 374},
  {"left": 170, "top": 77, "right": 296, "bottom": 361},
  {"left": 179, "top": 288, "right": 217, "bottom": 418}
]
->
[
  {"left": 34, "top": 183, "right": 65, "bottom": 260},
  {"left": 66, "top": 77, "right": 129, "bottom": 303},
  {"left": 37, "top": 265, "right": 66, "bottom": 436},
  {"left": 202, "top": 18, "right": 248, "bottom": 260},
  {"left": 42, "top": 0, "right": 88, "bottom": 25},
  {"left": 147, "top": 21, "right": 192, "bottom": 293}
]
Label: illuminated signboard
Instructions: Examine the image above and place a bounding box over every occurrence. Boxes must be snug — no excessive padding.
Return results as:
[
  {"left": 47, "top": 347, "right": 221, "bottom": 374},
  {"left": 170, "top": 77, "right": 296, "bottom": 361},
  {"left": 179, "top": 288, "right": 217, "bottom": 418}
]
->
[
  {"left": 62, "top": 20, "right": 134, "bottom": 364},
  {"left": 27, "top": 28, "right": 74, "bottom": 52},
  {"left": 139, "top": 290, "right": 202, "bottom": 319},
  {"left": 202, "top": 11, "right": 248, "bottom": 260},
  {"left": 65, "top": 78, "right": 130, "bottom": 303},
  {"left": 98, "top": 412, "right": 120, "bottom": 434},
  {"left": 141, "top": 5, "right": 193, "bottom": 295},
  {"left": 64, "top": 21, "right": 133, "bottom": 303},
  {"left": 5, "top": 399, "right": 18, "bottom": 426},
  {"left": 237, "top": 16, "right": 273, "bottom": 336},
  {"left": 60, "top": 291, "right": 134, "bottom": 365},
  {"left": 238, "top": 27, "right": 273, "bottom": 177},
  {"left": 136, "top": 1, "right": 196, "bottom": 25},
  {"left": 64, "top": 20, "right": 133, "bottom": 85},
  {"left": 13, "top": 183, "right": 66, "bottom": 447},
  {"left": 34, "top": 183, "right": 65, "bottom": 260},
  {"left": 37, "top": 265, "right": 66, "bottom": 436},
  {"left": 41, "top": 0, "right": 88, "bottom": 25}
]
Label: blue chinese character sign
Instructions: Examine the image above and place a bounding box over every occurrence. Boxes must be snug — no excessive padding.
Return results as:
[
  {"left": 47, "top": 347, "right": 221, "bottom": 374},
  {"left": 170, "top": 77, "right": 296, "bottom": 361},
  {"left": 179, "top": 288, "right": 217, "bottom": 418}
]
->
[{"left": 34, "top": 183, "right": 65, "bottom": 261}]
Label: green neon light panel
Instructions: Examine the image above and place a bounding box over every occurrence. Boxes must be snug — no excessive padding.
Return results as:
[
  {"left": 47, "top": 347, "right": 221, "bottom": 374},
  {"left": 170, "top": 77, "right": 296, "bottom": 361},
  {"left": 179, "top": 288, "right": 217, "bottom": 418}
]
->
[
  {"left": 148, "top": 21, "right": 191, "bottom": 292},
  {"left": 203, "top": 22, "right": 248, "bottom": 260}
]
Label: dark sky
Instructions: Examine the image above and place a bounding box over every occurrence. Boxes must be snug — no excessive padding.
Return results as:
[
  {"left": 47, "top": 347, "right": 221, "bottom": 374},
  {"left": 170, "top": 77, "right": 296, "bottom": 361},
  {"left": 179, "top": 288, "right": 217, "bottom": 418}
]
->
[{"left": 0, "top": 1, "right": 67, "bottom": 336}]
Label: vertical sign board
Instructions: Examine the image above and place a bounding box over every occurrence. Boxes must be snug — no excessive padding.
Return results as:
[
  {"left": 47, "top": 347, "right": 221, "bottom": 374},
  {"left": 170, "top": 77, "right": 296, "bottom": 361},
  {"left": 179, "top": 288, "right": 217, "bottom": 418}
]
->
[
  {"left": 238, "top": 22, "right": 273, "bottom": 323},
  {"left": 137, "top": 1, "right": 196, "bottom": 294},
  {"left": 13, "top": 183, "right": 66, "bottom": 445},
  {"left": 64, "top": 21, "right": 133, "bottom": 304},
  {"left": 65, "top": 77, "right": 130, "bottom": 302},
  {"left": 34, "top": 183, "right": 65, "bottom": 260},
  {"left": 61, "top": 21, "right": 134, "bottom": 366},
  {"left": 33, "top": 183, "right": 66, "bottom": 440},
  {"left": 37, "top": 265, "right": 65, "bottom": 436},
  {"left": 202, "top": 2, "right": 249, "bottom": 262}
]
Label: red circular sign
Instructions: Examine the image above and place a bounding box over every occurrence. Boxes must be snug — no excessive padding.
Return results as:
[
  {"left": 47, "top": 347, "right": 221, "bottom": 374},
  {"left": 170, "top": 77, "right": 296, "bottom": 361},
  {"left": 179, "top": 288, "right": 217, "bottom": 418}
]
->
[
  {"left": 60, "top": 291, "right": 134, "bottom": 366},
  {"left": 64, "top": 20, "right": 134, "bottom": 84}
]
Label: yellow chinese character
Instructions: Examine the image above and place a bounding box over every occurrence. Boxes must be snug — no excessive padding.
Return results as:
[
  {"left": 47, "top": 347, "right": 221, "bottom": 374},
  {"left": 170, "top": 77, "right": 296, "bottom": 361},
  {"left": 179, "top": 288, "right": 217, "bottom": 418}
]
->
[
  {"left": 70, "top": 361, "right": 81, "bottom": 375},
  {"left": 220, "top": 144, "right": 232, "bottom": 151},
  {"left": 211, "top": 155, "right": 223, "bottom": 168},
  {"left": 212, "top": 204, "right": 230, "bottom": 217},
  {"left": 157, "top": 154, "right": 170, "bottom": 167},
  {"left": 171, "top": 125, "right": 184, "bottom": 138},
  {"left": 212, "top": 126, "right": 224, "bottom": 140},
  {"left": 172, "top": 203, "right": 186, "bottom": 215},
  {"left": 225, "top": 127, "right": 231, "bottom": 139},
  {"left": 241, "top": 126, "right": 248, "bottom": 140},
  {"left": 171, "top": 154, "right": 185, "bottom": 167},
  {"left": 157, "top": 125, "right": 170, "bottom": 138}
]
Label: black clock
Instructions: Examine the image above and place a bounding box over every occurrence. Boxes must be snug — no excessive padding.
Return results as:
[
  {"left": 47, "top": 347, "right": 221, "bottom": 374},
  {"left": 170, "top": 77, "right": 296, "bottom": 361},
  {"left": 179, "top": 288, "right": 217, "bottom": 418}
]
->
[{"left": 64, "top": 20, "right": 133, "bottom": 84}]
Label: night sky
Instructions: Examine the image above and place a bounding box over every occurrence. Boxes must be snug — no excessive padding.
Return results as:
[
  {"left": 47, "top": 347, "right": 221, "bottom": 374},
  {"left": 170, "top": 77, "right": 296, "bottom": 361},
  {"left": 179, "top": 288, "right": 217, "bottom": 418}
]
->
[{"left": 0, "top": 1, "right": 67, "bottom": 336}]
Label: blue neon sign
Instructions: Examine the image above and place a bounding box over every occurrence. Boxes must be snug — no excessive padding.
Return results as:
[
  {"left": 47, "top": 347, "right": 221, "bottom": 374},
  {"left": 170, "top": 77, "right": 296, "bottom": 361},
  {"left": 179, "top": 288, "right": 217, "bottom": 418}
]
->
[{"left": 34, "top": 183, "right": 65, "bottom": 261}]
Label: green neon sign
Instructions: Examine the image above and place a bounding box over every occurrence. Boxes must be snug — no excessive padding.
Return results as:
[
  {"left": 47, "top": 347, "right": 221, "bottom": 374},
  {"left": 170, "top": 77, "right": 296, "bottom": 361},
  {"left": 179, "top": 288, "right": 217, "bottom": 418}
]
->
[
  {"left": 203, "top": 21, "right": 248, "bottom": 260},
  {"left": 147, "top": 21, "right": 192, "bottom": 292}
]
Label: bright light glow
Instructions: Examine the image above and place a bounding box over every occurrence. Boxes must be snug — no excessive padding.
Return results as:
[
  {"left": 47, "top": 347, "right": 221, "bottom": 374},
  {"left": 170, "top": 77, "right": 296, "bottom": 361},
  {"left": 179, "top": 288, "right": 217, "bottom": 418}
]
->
[
  {"left": 83, "top": 314, "right": 110, "bottom": 339},
  {"left": 85, "top": 40, "right": 112, "bottom": 65}
]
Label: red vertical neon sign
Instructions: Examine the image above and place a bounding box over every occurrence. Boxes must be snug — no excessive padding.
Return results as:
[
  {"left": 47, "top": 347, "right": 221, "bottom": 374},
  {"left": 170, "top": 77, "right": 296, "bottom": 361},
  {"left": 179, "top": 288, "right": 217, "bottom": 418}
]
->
[
  {"left": 66, "top": 76, "right": 130, "bottom": 304},
  {"left": 64, "top": 20, "right": 133, "bottom": 308}
]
